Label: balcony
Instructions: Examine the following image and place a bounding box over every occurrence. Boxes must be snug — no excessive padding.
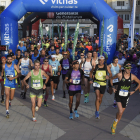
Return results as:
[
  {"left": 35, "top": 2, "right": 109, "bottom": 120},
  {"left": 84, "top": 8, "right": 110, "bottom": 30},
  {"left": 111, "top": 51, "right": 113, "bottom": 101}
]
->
[{"left": 113, "top": 6, "right": 131, "bottom": 11}]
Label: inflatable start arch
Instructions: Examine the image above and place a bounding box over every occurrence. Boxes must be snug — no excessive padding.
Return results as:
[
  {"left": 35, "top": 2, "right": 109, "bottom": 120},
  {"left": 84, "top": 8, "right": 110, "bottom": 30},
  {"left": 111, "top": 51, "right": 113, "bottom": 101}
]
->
[{"left": 0, "top": 0, "right": 117, "bottom": 64}]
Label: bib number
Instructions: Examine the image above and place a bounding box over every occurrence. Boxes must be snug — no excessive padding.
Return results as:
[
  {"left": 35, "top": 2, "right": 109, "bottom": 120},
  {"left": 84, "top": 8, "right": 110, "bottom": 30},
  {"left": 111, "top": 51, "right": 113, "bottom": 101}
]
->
[
  {"left": 52, "top": 66, "right": 56, "bottom": 70},
  {"left": 113, "top": 78, "right": 118, "bottom": 83},
  {"left": 73, "top": 79, "right": 80, "bottom": 84},
  {"left": 33, "top": 82, "right": 41, "bottom": 88},
  {"left": 93, "top": 82, "right": 100, "bottom": 88},
  {"left": 6, "top": 75, "right": 13, "bottom": 77},
  {"left": 84, "top": 70, "right": 90, "bottom": 75},
  {"left": 64, "top": 66, "right": 69, "bottom": 70},
  {"left": 43, "top": 75, "right": 46, "bottom": 79},
  {"left": 119, "top": 90, "right": 128, "bottom": 97}
]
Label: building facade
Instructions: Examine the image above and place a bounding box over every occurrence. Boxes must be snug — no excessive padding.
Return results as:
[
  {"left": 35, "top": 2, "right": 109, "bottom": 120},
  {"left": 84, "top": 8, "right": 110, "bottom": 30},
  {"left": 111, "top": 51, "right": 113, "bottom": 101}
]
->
[
  {"left": 0, "top": 0, "right": 11, "bottom": 9},
  {"left": 105, "top": 0, "right": 140, "bottom": 35}
]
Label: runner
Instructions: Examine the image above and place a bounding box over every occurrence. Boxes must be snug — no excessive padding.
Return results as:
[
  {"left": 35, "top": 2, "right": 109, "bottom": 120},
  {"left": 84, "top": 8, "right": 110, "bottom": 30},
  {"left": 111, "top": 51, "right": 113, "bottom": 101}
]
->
[
  {"left": 49, "top": 55, "right": 61, "bottom": 100},
  {"left": 78, "top": 52, "right": 85, "bottom": 94},
  {"left": 60, "top": 52, "right": 72, "bottom": 98},
  {"left": 23, "top": 60, "right": 49, "bottom": 122},
  {"left": 111, "top": 62, "right": 140, "bottom": 135},
  {"left": 37, "top": 49, "right": 47, "bottom": 65},
  {"left": 0, "top": 55, "right": 20, "bottom": 118},
  {"left": 90, "top": 55, "right": 112, "bottom": 119},
  {"left": 108, "top": 56, "right": 121, "bottom": 108},
  {"left": 30, "top": 48, "right": 39, "bottom": 63},
  {"left": 17, "top": 51, "right": 33, "bottom": 99},
  {"left": 80, "top": 51, "right": 96, "bottom": 103},
  {"left": 92, "top": 51, "right": 98, "bottom": 65},
  {"left": 0, "top": 57, "right": 6, "bottom": 103},
  {"left": 65, "top": 60, "right": 84, "bottom": 119},
  {"left": 41, "top": 58, "right": 53, "bottom": 107}
]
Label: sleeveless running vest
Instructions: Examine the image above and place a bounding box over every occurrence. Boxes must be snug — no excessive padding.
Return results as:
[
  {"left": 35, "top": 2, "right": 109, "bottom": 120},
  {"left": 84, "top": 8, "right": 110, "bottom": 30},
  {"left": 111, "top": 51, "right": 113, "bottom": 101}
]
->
[
  {"left": 94, "top": 64, "right": 107, "bottom": 86},
  {"left": 116, "top": 73, "right": 131, "bottom": 98},
  {"left": 41, "top": 64, "right": 50, "bottom": 79},
  {"left": 83, "top": 59, "right": 92, "bottom": 77},
  {"left": 110, "top": 63, "right": 120, "bottom": 76},
  {"left": 4, "top": 63, "right": 17, "bottom": 85},
  {"left": 31, "top": 69, "right": 43, "bottom": 90},
  {"left": 21, "top": 58, "right": 30, "bottom": 76},
  {"left": 62, "top": 59, "right": 70, "bottom": 74}
]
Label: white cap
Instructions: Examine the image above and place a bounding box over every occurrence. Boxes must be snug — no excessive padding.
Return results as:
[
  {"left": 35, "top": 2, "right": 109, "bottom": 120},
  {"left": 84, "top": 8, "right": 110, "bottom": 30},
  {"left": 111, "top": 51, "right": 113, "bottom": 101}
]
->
[
  {"left": 37, "top": 43, "right": 40, "bottom": 45},
  {"left": 51, "top": 55, "right": 56, "bottom": 58},
  {"left": 99, "top": 55, "right": 105, "bottom": 60}
]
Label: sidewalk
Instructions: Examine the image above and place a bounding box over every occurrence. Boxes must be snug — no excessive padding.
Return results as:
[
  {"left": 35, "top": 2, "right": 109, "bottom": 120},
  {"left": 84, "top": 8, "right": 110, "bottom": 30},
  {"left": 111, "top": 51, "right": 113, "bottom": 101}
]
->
[{"left": 0, "top": 78, "right": 140, "bottom": 140}]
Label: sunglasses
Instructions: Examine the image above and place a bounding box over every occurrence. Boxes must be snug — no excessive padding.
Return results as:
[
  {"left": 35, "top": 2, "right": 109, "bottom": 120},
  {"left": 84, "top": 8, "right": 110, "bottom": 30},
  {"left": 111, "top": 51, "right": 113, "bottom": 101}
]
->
[
  {"left": 44, "top": 61, "right": 48, "bottom": 62},
  {"left": 125, "top": 67, "right": 132, "bottom": 69},
  {"left": 64, "top": 54, "right": 67, "bottom": 55},
  {"left": 81, "top": 55, "right": 84, "bottom": 56}
]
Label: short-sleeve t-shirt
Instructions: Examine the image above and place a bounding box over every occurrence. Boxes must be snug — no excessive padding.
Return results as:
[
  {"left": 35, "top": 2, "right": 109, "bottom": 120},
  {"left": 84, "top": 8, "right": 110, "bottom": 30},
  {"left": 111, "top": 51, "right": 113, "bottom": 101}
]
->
[
  {"left": 66, "top": 69, "right": 84, "bottom": 91},
  {"left": 49, "top": 60, "right": 60, "bottom": 76}
]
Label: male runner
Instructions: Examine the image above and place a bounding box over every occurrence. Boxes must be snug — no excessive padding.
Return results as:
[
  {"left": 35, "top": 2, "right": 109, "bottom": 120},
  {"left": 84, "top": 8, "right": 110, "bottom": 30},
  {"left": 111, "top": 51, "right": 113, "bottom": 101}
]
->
[
  {"left": 41, "top": 58, "right": 52, "bottom": 107},
  {"left": 111, "top": 62, "right": 140, "bottom": 135},
  {"left": 0, "top": 55, "right": 20, "bottom": 118},
  {"left": 60, "top": 52, "right": 72, "bottom": 98},
  {"left": 17, "top": 51, "right": 33, "bottom": 99},
  {"left": 90, "top": 55, "right": 112, "bottom": 119},
  {"left": 65, "top": 60, "right": 84, "bottom": 119},
  {"left": 23, "top": 60, "right": 49, "bottom": 122},
  {"left": 49, "top": 55, "right": 61, "bottom": 100},
  {"left": 80, "top": 51, "right": 96, "bottom": 103},
  {"left": 108, "top": 56, "right": 121, "bottom": 108}
]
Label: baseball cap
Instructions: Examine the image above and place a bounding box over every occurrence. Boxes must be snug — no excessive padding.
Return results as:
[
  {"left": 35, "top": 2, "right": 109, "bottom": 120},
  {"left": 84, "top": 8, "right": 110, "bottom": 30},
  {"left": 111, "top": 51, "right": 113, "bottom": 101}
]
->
[
  {"left": 9, "top": 52, "right": 14, "bottom": 57},
  {"left": 98, "top": 55, "right": 105, "bottom": 60},
  {"left": 72, "top": 60, "right": 79, "bottom": 65}
]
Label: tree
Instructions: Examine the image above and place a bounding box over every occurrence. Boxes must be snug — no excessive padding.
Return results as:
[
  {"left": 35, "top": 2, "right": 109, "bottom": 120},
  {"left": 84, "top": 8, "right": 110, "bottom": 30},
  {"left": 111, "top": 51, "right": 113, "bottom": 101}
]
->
[{"left": 0, "top": 6, "right": 5, "bottom": 14}]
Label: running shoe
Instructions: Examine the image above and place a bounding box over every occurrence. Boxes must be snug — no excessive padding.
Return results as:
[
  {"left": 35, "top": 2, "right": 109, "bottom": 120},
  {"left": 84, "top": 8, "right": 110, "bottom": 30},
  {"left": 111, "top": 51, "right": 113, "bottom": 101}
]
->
[
  {"left": 32, "top": 117, "right": 37, "bottom": 122},
  {"left": 9, "top": 101, "right": 11, "bottom": 107},
  {"left": 6, "top": 111, "right": 9, "bottom": 118},
  {"left": 52, "top": 95, "right": 55, "bottom": 100},
  {"left": 23, "top": 93, "right": 26, "bottom": 99},
  {"left": 74, "top": 110, "right": 79, "bottom": 118},
  {"left": 111, "top": 120, "right": 117, "bottom": 135},
  {"left": 69, "top": 113, "right": 73, "bottom": 120},
  {"left": 20, "top": 92, "right": 24, "bottom": 98},
  {"left": 35, "top": 106, "right": 39, "bottom": 111},
  {"left": 1, "top": 99, "right": 4, "bottom": 104},
  {"left": 95, "top": 111, "right": 100, "bottom": 119},
  {"left": 44, "top": 101, "right": 48, "bottom": 107},
  {"left": 84, "top": 97, "right": 88, "bottom": 103},
  {"left": 112, "top": 103, "right": 117, "bottom": 108}
]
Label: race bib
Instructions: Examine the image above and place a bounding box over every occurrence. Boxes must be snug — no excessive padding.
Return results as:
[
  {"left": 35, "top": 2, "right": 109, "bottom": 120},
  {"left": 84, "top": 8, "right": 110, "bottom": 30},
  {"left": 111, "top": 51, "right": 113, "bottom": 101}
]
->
[
  {"left": 6, "top": 75, "right": 13, "bottom": 77},
  {"left": 93, "top": 82, "right": 100, "bottom": 88},
  {"left": 64, "top": 66, "right": 69, "bottom": 70},
  {"left": 52, "top": 65, "right": 56, "bottom": 70},
  {"left": 113, "top": 78, "right": 118, "bottom": 83},
  {"left": 84, "top": 70, "right": 90, "bottom": 75},
  {"left": 73, "top": 79, "right": 80, "bottom": 84},
  {"left": 119, "top": 89, "right": 128, "bottom": 97},
  {"left": 33, "top": 82, "right": 41, "bottom": 88},
  {"left": 43, "top": 75, "right": 46, "bottom": 79}
]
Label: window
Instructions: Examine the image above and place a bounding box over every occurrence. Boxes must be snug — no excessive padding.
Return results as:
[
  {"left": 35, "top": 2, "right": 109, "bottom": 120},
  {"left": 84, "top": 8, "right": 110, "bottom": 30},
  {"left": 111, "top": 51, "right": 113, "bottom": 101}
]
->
[
  {"left": 119, "top": 14, "right": 123, "bottom": 19},
  {"left": 135, "top": 28, "right": 139, "bottom": 34},
  {"left": 117, "top": 1, "right": 125, "bottom": 6},
  {"left": 1, "top": 1, "right": 6, "bottom": 7},
  {"left": 137, "top": 0, "right": 140, "bottom": 5},
  {"left": 125, "top": 14, "right": 129, "bottom": 20},
  {"left": 136, "top": 15, "right": 139, "bottom": 21}
]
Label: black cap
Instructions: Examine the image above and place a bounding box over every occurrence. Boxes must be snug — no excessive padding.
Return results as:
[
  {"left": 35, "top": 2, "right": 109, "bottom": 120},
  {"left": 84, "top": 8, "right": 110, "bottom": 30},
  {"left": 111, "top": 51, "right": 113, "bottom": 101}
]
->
[
  {"left": 9, "top": 52, "right": 14, "bottom": 57},
  {"left": 72, "top": 60, "right": 79, "bottom": 65}
]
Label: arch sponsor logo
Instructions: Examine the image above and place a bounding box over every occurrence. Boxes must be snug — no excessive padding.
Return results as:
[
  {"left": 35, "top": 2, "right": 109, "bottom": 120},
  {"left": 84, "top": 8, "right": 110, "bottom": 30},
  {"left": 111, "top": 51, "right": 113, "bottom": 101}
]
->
[
  {"left": 107, "top": 25, "right": 113, "bottom": 32},
  {"left": 40, "top": 0, "right": 78, "bottom": 5},
  {"left": 4, "top": 24, "right": 10, "bottom": 45}
]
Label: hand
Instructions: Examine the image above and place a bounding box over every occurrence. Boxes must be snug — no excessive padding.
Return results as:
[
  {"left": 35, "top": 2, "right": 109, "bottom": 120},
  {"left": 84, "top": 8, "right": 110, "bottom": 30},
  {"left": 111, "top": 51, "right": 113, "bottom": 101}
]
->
[
  {"left": 105, "top": 75, "right": 109, "bottom": 80},
  {"left": 89, "top": 81, "right": 93, "bottom": 84},
  {"left": 69, "top": 79, "right": 73, "bottom": 83},
  {"left": 8, "top": 77, "right": 14, "bottom": 81},
  {"left": 26, "top": 84, "right": 29, "bottom": 89},
  {"left": 0, "top": 76, "right": 2, "bottom": 80},
  {"left": 43, "top": 84, "right": 46, "bottom": 90},
  {"left": 130, "top": 91, "right": 135, "bottom": 95},
  {"left": 112, "top": 88, "right": 117, "bottom": 93},
  {"left": 57, "top": 72, "right": 60, "bottom": 75}
]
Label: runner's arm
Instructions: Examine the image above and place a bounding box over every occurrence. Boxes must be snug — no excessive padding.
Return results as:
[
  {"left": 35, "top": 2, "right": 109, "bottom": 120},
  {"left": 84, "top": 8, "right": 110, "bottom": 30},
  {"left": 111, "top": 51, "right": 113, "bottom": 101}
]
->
[
  {"left": 110, "top": 72, "right": 122, "bottom": 87},
  {"left": 130, "top": 74, "right": 140, "bottom": 95},
  {"left": 119, "top": 64, "right": 122, "bottom": 72},
  {"left": 17, "top": 59, "right": 21, "bottom": 69},
  {"left": 49, "top": 65, "right": 53, "bottom": 76},
  {"left": 23, "top": 71, "right": 31, "bottom": 87},
  {"left": 0, "top": 65, "right": 5, "bottom": 78},
  {"left": 107, "top": 65, "right": 112, "bottom": 78},
  {"left": 90, "top": 67, "right": 94, "bottom": 79}
]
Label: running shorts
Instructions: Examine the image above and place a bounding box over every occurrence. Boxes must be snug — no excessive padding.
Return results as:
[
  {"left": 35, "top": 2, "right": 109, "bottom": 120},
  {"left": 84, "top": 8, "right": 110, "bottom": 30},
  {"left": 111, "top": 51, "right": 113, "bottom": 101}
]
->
[
  {"left": 30, "top": 92, "right": 43, "bottom": 98},
  {"left": 20, "top": 75, "right": 29, "bottom": 83},
  {"left": 0, "top": 79, "right": 4, "bottom": 82},
  {"left": 62, "top": 74, "right": 66, "bottom": 81},
  {"left": 68, "top": 90, "right": 81, "bottom": 96},
  {"left": 115, "top": 95, "right": 129, "bottom": 108},
  {"left": 94, "top": 86, "right": 106, "bottom": 94},
  {"left": 50, "top": 76, "right": 59, "bottom": 84},
  {"left": 4, "top": 84, "right": 16, "bottom": 89},
  {"left": 43, "top": 80, "right": 51, "bottom": 87}
]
